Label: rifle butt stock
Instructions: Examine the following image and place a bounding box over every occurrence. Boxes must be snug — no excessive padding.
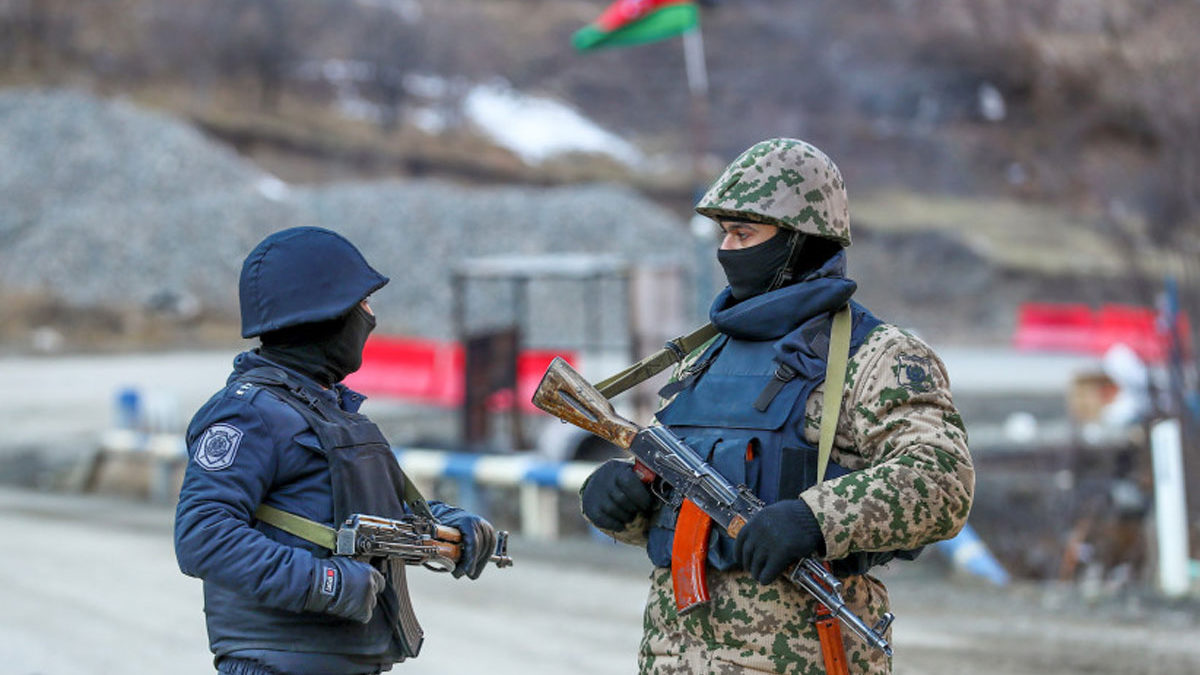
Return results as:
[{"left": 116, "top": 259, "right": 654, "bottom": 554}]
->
[{"left": 531, "top": 357, "right": 640, "bottom": 449}]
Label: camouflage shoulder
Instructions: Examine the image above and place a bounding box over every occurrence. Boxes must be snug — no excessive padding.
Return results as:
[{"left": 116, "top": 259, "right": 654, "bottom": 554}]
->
[{"left": 846, "top": 323, "right": 948, "bottom": 393}]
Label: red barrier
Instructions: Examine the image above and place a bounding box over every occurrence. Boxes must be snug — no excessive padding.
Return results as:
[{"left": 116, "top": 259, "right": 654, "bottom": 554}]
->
[
  {"left": 346, "top": 336, "right": 464, "bottom": 406},
  {"left": 1094, "top": 305, "right": 1162, "bottom": 362},
  {"left": 346, "top": 336, "right": 577, "bottom": 412},
  {"left": 1012, "top": 303, "right": 1095, "bottom": 353},
  {"left": 1013, "top": 302, "right": 1190, "bottom": 363},
  {"left": 514, "top": 348, "right": 573, "bottom": 413}
]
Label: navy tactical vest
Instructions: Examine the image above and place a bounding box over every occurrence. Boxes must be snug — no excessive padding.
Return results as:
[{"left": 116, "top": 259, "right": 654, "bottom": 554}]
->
[{"left": 646, "top": 253, "right": 899, "bottom": 573}]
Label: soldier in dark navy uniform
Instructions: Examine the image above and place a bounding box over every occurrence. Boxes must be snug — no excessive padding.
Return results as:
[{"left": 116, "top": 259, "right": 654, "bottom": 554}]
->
[{"left": 175, "top": 226, "right": 498, "bottom": 675}]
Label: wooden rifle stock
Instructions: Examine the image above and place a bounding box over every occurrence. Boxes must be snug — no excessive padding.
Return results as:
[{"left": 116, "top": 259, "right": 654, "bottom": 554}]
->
[
  {"left": 531, "top": 357, "right": 641, "bottom": 450},
  {"left": 533, "top": 357, "right": 711, "bottom": 612}
]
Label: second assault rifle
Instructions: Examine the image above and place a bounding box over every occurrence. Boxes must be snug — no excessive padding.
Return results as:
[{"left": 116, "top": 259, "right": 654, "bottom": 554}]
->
[
  {"left": 531, "top": 357, "right": 894, "bottom": 656},
  {"left": 335, "top": 513, "right": 513, "bottom": 573},
  {"left": 254, "top": 504, "right": 513, "bottom": 658},
  {"left": 255, "top": 504, "right": 514, "bottom": 574}
]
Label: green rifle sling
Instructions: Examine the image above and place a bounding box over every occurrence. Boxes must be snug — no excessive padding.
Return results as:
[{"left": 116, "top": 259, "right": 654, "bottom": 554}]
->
[
  {"left": 594, "top": 323, "right": 720, "bottom": 399},
  {"left": 816, "top": 305, "right": 852, "bottom": 485},
  {"left": 254, "top": 503, "right": 338, "bottom": 551},
  {"left": 254, "top": 467, "right": 435, "bottom": 549}
]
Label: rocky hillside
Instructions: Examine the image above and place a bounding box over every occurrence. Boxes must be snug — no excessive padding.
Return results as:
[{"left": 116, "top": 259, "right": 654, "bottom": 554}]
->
[
  {"left": 0, "top": 89, "right": 693, "bottom": 352},
  {"left": 1, "top": 0, "right": 1197, "bottom": 351}
]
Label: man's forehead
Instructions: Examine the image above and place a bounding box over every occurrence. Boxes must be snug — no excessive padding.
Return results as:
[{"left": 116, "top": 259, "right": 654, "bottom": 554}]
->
[{"left": 719, "top": 219, "right": 767, "bottom": 232}]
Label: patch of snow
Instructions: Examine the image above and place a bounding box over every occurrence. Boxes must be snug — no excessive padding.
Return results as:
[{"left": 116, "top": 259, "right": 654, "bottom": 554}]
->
[
  {"left": 336, "top": 97, "right": 381, "bottom": 124},
  {"left": 256, "top": 175, "right": 290, "bottom": 202},
  {"left": 404, "top": 73, "right": 452, "bottom": 99},
  {"left": 463, "top": 81, "right": 643, "bottom": 168},
  {"left": 978, "top": 82, "right": 1006, "bottom": 122},
  {"left": 411, "top": 107, "right": 446, "bottom": 134},
  {"left": 294, "top": 63, "right": 643, "bottom": 168}
]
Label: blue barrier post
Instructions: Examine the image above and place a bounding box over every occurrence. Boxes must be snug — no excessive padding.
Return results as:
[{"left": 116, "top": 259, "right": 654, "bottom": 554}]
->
[{"left": 935, "top": 522, "right": 1010, "bottom": 586}]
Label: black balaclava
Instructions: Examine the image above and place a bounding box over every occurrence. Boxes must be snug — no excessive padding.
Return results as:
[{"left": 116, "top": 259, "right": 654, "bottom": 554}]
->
[
  {"left": 258, "top": 304, "right": 377, "bottom": 387},
  {"left": 786, "top": 235, "right": 842, "bottom": 282},
  {"left": 717, "top": 229, "right": 799, "bottom": 301}
]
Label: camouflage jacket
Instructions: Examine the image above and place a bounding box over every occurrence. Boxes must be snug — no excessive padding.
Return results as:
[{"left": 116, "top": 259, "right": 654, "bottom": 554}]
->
[{"left": 588, "top": 320, "right": 974, "bottom": 675}]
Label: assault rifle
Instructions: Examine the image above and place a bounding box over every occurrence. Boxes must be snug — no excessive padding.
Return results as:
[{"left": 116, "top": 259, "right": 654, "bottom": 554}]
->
[
  {"left": 256, "top": 504, "right": 513, "bottom": 660},
  {"left": 335, "top": 513, "right": 512, "bottom": 658},
  {"left": 531, "top": 357, "right": 894, "bottom": 656},
  {"left": 335, "top": 513, "right": 514, "bottom": 572}
]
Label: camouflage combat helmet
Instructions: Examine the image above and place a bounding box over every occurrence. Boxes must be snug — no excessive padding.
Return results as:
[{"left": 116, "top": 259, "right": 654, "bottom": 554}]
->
[{"left": 695, "top": 138, "right": 851, "bottom": 247}]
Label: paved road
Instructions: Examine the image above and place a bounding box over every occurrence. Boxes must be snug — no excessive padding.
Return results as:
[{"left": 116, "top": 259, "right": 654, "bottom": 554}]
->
[
  {"left": 3, "top": 487, "right": 1199, "bottom": 675},
  {"left": 0, "top": 487, "right": 645, "bottom": 675}
]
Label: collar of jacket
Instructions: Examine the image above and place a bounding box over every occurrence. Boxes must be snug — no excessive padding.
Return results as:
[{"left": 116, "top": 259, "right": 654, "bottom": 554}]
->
[
  {"left": 708, "top": 250, "right": 857, "bottom": 342},
  {"left": 228, "top": 350, "right": 367, "bottom": 413}
]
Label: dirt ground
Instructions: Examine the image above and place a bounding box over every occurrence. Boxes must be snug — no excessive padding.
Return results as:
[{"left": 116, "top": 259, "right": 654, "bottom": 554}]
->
[
  {"left": 881, "top": 563, "right": 1200, "bottom": 675},
  {"left": 2, "top": 485, "right": 1199, "bottom": 675}
]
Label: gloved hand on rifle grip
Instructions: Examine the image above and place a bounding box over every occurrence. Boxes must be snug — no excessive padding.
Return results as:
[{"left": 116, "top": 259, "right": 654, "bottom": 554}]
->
[
  {"left": 303, "top": 557, "right": 386, "bottom": 623},
  {"left": 438, "top": 510, "right": 497, "bottom": 580},
  {"left": 734, "top": 498, "right": 826, "bottom": 585},
  {"left": 581, "top": 458, "right": 655, "bottom": 531}
]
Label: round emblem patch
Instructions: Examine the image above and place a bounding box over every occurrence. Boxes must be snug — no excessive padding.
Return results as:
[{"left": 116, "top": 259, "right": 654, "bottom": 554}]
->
[
  {"left": 194, "top": 423, "right": 244, "bottom": 471},
  {"left": 896, "top": 354, "right": 934, "bottom": 394}
]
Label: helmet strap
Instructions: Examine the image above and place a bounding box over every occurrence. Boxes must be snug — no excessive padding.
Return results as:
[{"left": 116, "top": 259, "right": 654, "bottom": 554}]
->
[{"left": 768, "top": 230, "right": 806, "bottom": 292}]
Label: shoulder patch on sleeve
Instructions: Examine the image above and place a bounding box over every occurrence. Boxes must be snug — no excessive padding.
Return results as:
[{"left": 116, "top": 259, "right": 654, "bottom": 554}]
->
[
  {"left": 194, "top": 423, "right": 244, "bottom": 471},
  {"left": 895, "top": 353, "right": 935, "bottom": 393}
]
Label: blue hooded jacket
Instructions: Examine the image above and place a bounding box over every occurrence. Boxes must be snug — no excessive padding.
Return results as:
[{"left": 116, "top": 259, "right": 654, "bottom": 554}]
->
[{"left": 175, "top": 351, "right": 463, "bottom": 672}]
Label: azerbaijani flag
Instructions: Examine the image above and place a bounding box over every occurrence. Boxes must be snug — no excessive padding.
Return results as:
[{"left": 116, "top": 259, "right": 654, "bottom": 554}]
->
[{"left": 572, "top": 0, "right": 699, "bottom": 51}]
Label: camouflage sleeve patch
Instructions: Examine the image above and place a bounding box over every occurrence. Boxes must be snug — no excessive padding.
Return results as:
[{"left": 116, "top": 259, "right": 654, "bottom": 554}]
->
[
  {"left": 800, "top": 324, "right": 975, "bottom": 559},
  {"left": 600, "top": 511, "right": 652, "bottom": 547}
]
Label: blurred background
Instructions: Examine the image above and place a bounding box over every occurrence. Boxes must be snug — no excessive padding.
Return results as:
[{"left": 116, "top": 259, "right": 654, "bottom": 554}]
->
[{"left": 1, "top": 1, "right": 1199, "bottom": 673}]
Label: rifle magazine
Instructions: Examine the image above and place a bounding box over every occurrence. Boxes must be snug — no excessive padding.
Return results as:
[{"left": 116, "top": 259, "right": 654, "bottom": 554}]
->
[{"left": 386, "top": 561, "right": 425, "bottom": 659}]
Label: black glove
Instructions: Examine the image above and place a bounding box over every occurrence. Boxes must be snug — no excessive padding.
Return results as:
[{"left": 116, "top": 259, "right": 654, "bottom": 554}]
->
[
  {"left": 438, "top": 510, "right": 498, "bottom": 580},
  {"left": 733, "top": 498, "right": 825, "bottom": 585},
  {"left": 303, "top": 557, "right": 386, "bottom": 623},
  {"left": 581, "top": 459, "right": 654, "bottom": 531}
]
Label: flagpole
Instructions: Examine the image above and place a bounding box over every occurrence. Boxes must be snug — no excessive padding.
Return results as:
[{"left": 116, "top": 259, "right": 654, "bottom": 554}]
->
[
  {"left": 682, "top": 23, "right": 714, "bottom": 322},
  {"left": 682, "top": 24, "right": 709, "bottom": 199}
]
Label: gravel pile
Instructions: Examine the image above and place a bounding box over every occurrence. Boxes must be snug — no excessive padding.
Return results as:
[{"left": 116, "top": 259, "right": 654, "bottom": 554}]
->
[
  {"left": 294, "top": 181, "right": 695, "bottom": 343},
  {"left": 0, "top": 89, "right": 693, "bottom": 343},
  {"left": 0, "top": 89, "right": 299, "bottom": 312}
]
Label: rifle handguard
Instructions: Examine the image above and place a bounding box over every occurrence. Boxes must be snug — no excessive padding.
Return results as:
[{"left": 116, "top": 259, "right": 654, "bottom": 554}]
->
[{"left": 334, "top": 514, "right": 513, "bottom": 572}]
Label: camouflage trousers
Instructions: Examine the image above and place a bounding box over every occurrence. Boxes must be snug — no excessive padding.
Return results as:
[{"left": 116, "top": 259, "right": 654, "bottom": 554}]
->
[{"left": 638, "top": 567, "right": 892, "bottom": 675}]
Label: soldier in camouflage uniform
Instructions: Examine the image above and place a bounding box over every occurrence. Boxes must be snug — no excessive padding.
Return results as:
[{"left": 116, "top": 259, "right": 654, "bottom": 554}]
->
[{"left": 579, "top": 138, "right": 974, "bottom": 674}]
